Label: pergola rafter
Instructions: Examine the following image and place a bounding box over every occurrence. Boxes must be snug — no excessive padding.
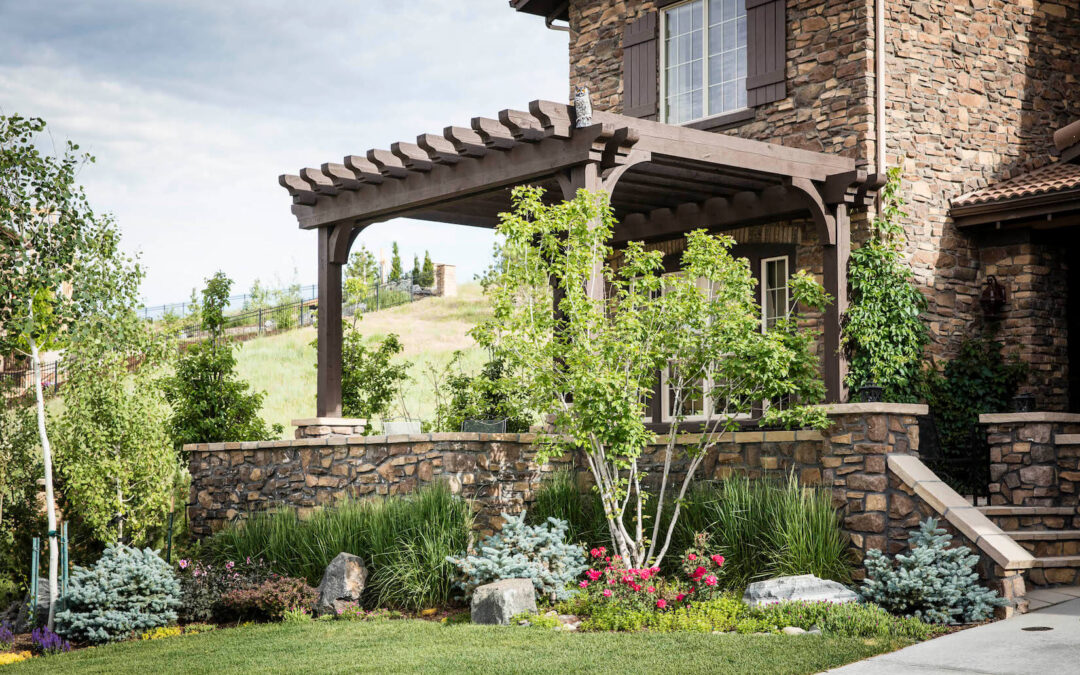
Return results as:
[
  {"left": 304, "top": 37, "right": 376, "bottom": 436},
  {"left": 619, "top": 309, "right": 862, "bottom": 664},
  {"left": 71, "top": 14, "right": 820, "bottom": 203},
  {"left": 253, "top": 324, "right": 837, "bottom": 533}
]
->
[{"left": 279, "top": 100, "right": 881, "bottom": 417}]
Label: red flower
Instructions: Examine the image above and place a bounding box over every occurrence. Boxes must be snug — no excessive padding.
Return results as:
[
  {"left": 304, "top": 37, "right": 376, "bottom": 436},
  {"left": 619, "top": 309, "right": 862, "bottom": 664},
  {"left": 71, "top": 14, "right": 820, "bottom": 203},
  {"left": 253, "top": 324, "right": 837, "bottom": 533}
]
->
[
  {"left": 687, "top": 553, "right": 697, "bottom": 561},
  {"left": 676, "top": 593, "right": 685, "bottom": 601},
  {"left": 590, "top": 548, "right": 600, "bottom": 558},
  {"left": 692, "top": 566, "right": 706, "bottom": 579},
  {"left": 711, "top": 554, "right": 725, "bottom": 567},
  {"left": 656, "top": 599, "right": 667, "bottom": 609},
  {"left": 704, "top": 575, "right": 718, "bottom": 586},
  {"left": 602, "top": 589, "right": 612, "bottom": 597},
  {"left": 647, "top": 586, "right": 656, "bottom": 594},
  {"left": 586, "top": 569, "right": 602, "bottom": 581}
]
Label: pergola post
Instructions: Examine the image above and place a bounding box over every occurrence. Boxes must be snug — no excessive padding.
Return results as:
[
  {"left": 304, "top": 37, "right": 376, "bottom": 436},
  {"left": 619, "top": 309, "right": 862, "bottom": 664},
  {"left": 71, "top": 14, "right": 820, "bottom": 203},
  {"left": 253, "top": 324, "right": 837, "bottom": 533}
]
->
[
  {"left": 316, "top": 224, "right": 352, "bottom": 417},
  {"left": 822, "top": 203, "right": 850, "bottom": 403}
]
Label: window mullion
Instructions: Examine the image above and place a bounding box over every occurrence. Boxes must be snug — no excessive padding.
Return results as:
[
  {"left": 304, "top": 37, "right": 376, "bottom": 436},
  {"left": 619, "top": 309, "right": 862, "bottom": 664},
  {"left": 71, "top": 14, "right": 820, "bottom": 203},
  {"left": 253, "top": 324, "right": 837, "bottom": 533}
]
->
[{"left": 702, "top": 0, "right": 710, "bottom": 119}]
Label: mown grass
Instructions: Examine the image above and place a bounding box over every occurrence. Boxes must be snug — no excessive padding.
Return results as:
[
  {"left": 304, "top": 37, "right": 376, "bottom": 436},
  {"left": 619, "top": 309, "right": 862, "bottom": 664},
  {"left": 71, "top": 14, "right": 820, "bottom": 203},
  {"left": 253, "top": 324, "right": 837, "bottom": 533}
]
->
[
  {"left": 7, "top": 620, "right": 912, "bottom": 675},
  {"left": 234, "top": 283, "right": 490, "bottom": 436}
]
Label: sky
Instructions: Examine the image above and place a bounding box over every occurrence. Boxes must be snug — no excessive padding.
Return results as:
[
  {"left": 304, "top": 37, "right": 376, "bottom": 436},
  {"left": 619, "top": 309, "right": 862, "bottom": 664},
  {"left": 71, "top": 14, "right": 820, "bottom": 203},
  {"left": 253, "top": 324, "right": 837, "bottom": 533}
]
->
[{"left": 0, "top": 0, "right": 569, "bottom": 307}]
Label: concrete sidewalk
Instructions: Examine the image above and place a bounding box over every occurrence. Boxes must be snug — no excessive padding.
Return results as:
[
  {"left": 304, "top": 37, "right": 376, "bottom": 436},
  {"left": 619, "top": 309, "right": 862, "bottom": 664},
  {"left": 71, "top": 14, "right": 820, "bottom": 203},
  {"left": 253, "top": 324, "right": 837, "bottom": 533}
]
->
[{"left": 826, "top": 596, "right": 1080, "bottom": 674}]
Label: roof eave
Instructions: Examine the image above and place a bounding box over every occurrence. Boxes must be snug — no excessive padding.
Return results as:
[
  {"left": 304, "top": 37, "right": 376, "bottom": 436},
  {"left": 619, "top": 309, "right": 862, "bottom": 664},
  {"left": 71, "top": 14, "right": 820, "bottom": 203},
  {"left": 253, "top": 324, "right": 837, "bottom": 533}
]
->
[
  {"left": 510, "top": 0, "right": 569, "bottom": 21},
  {"left": 952, "top": 188, "right": 1080, "bottom": 228}
]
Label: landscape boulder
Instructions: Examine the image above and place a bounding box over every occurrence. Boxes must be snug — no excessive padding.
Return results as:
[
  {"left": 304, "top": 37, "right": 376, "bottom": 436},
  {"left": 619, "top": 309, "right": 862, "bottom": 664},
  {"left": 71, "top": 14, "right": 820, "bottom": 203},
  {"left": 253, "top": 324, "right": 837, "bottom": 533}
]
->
[
  {"left": 743, "top": 574, "right": 858, "bottom": 609},
  {"left": 315, "top": 552, "right": 369, "bottom": 616},
  {"left": 470, "top": 579, "right": 537, "bottom": 625}
]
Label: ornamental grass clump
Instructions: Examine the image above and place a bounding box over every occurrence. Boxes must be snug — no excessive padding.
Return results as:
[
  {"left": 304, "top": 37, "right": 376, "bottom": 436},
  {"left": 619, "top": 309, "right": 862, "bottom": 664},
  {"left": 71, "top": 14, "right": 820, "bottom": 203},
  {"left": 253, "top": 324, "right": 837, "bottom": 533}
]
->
[
  {"left": 674, "top": 474, "right": 852, "bottom": 587},
  {"left": 860, "top": 517, "right": 1005, "bottom": 624},
  {"left": 205, "top": 483, "right": 472, "bottom": 610},
  {"left": 447, "top": 512, "right": 587, "bottom": 601},
  {"left": 55, "top": 544, "right": 180, "bottom": 644}
]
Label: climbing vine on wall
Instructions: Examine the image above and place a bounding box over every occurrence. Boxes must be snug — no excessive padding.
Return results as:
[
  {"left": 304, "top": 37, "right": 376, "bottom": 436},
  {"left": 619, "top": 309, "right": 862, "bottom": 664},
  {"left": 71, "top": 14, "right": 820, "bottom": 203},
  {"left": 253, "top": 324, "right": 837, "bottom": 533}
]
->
[{"left": 842, "top": 167, "right": 928, "bottom": 402}]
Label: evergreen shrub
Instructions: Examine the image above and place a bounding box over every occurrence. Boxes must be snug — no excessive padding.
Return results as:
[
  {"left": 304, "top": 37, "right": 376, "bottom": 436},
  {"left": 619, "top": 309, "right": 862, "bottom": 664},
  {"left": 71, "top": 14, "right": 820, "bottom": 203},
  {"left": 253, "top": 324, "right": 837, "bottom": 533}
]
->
[
  {"left": 447, "top": 512, "right": 587, "bottom": 602},
  {"left": 56, "top": 545, "right": 181, "bottom": 644},
  {"left": 860, "top": 518, "right": 1005, "bottom": 624}
]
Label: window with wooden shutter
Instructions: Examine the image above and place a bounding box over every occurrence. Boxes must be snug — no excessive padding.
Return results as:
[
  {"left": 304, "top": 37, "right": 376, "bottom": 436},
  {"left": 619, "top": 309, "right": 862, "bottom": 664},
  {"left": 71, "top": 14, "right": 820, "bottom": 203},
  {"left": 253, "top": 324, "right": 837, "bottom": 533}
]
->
[
  {"left": 745, "top": 0, "right": 786, "bottom": 107},
  {"left": 623, "top": 12, "right": 659, "bottom": 119}
]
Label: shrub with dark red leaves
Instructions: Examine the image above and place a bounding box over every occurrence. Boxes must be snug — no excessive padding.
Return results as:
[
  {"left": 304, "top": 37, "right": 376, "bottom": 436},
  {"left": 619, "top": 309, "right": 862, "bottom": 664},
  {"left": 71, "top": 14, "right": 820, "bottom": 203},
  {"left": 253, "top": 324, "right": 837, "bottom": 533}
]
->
[{"left": 220, "top": 576, "right": 317, "bottom": 621}]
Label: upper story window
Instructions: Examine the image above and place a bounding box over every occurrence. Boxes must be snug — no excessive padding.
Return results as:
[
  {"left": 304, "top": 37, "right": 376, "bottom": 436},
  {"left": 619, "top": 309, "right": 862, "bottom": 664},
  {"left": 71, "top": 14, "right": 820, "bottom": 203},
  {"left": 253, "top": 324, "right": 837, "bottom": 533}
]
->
[{"left": 661, "top": 0, "right": 747, "bottom": 125}]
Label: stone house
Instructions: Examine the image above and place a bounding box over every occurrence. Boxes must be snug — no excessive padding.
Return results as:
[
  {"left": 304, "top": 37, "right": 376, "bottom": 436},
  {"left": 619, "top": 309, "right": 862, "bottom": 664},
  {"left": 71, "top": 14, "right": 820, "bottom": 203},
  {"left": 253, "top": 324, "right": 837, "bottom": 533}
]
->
[{"left": 512, "top": 0, "right": 1080, "bottom": 411}]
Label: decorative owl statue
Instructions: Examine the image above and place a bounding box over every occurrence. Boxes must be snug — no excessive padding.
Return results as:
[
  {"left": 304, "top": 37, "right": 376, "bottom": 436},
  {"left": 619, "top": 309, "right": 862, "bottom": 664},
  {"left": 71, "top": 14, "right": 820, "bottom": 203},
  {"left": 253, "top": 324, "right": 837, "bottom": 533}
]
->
[{"left": 574, "top": 85, "right": 593, "bottom": 128}]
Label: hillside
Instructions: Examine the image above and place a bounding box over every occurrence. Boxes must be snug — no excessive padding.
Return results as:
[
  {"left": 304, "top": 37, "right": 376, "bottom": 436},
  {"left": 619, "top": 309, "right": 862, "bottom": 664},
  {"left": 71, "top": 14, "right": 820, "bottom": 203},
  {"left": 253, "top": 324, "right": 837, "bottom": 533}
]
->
[{"left": 234, "top": 283, "right": 491, "bottom": 437}]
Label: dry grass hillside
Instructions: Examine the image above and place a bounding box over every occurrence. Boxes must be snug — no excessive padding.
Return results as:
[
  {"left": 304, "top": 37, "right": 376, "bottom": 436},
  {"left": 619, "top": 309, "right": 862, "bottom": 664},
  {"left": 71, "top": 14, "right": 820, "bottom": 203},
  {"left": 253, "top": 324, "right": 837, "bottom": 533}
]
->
[{"left": 234, "top": 283, "right": 491, "bottom": 437}]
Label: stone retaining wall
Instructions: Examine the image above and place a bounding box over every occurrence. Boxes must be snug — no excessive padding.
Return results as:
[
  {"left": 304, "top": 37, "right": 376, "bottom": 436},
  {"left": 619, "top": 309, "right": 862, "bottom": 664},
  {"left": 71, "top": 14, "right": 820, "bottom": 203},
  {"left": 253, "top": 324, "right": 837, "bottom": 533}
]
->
[
  {"left": 982, "top": 413, "right": 1080, "bottom": 506},
  {"left": 185, "top": 405, "right": 925, "bottom": 579}
]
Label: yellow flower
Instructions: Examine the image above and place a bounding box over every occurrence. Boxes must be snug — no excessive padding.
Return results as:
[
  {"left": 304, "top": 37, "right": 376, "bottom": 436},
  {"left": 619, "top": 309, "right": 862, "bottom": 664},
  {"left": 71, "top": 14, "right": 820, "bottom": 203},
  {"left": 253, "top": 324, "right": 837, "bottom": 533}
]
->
[{"left": 0, "top": 651, "right": 33, "bottom": 666}]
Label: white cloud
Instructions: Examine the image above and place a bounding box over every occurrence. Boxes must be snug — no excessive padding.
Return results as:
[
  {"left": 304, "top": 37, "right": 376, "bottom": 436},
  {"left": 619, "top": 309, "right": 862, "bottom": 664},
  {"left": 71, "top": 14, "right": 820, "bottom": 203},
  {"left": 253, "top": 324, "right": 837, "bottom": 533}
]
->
[{"left": 0, "top": 0, "right": 568, "bottom": 304}]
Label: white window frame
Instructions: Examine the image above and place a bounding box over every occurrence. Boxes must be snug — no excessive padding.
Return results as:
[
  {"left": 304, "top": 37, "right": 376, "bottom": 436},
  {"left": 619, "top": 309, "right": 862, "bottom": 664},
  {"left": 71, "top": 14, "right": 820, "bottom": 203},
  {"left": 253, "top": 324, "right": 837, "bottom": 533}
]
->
[
  {"left": 659, "top": 0, "right": 749, "bottom": 125},
  {"left": 760, "top": 255, "right": 790, "bottom": 332}
]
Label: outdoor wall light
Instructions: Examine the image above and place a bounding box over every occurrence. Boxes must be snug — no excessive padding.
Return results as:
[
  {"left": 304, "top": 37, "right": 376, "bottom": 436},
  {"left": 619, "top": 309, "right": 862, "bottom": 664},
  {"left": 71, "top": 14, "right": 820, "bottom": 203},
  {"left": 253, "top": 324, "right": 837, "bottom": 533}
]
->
[{"left": 980, "top": 275, "right": 1007, "bottom": 316}]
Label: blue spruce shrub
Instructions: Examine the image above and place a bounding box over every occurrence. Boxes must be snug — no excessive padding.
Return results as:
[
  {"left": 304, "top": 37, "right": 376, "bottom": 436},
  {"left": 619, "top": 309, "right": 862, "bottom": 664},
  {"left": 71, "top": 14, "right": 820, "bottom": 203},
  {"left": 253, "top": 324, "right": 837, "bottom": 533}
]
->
[
  {"left": 860, "top": 517, "right": 1005, "bottom": 624},
  {"left": 56, "top": 544, "right": 181, "bottom": 644},
  {"left": 447, "top": 512, "right": 588, "bottom": 601}
]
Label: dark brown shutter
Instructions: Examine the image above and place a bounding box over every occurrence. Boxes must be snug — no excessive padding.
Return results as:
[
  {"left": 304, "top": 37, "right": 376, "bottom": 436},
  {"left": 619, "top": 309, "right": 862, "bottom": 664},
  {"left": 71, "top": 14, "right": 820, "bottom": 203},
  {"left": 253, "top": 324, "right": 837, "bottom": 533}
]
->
[
  {"left": 623, "top": 13, "right": 658, "bottom": 119},
  {"left": 745, "top": 0, "right": 786, "bottom": 107}
]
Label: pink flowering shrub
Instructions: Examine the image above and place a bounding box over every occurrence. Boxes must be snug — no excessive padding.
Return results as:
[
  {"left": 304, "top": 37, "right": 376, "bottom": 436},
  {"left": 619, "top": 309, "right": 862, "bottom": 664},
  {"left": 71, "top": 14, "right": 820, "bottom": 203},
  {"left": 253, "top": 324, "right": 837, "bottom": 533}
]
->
[
  {"left": 679, "top": 533, "right": 726, "bottom": 603},
  {"left": 177, "top": 557, "right": 276, "bottom": 623}
]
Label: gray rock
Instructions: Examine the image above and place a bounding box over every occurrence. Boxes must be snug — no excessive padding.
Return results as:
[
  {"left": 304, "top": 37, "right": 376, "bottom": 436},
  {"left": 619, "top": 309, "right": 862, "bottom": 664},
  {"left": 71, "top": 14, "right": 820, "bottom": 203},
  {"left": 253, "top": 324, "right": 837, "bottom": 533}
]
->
[
  {"left": 782, "top": 626, "right": 807, "bottom": 635},
  {"left": 315, "top": 552, "right": 369, "bottom": 616},
  {"left": 743, "top": 574, "right": 858, "bottom": 609},
  {"left": 470, "top": 579, "right": 537, "bottom": 625}
]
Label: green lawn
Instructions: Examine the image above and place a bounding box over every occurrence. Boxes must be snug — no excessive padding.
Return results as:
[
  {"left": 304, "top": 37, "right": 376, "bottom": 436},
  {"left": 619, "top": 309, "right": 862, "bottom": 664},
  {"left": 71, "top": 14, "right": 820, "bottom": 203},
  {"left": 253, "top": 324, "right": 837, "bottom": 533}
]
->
[
  {"left": 9, "top": 620, "right": 911, "bottom": 674},
  {"left": 234, "top": 283, "right": 490, "bottom": 436}
]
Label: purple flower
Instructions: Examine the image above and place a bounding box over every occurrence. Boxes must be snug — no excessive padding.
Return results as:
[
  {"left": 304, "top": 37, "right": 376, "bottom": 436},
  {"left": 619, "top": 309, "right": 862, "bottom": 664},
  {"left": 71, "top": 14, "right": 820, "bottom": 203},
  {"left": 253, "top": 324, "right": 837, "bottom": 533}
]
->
[{"left": 31, "top": 626, "right": 71, "bottom": 655}]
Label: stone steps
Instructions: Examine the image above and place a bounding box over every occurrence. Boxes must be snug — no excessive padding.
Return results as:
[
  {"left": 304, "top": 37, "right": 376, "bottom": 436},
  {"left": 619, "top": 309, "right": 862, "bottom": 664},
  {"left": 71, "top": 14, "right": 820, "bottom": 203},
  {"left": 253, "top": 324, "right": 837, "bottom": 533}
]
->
[{"left": 977, "top": 506, "right": 1080, "bottom": 586}]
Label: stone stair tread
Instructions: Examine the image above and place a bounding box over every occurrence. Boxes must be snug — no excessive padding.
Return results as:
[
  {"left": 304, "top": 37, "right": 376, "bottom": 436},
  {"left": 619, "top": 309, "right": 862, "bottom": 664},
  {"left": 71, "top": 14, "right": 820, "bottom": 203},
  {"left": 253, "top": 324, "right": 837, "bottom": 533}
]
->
[
  {"left": 977, "top": 506, "right": 1076, "bottom": 516},
  {"left": 1005, "top": 530, "right": 1080, "bottom": 541},
  {"left": 1032, "top": 555, "right": 1080, "bottom": 568}
]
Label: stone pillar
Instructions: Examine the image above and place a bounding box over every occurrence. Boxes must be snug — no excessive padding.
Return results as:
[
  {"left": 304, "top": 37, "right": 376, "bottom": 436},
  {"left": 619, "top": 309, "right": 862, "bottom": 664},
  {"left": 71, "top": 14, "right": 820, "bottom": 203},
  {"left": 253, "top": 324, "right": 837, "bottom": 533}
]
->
[
  {"left": 434, "top": 264, "right": 457, "bottom": 298},
  {"left": 821, "top": 403, "right": 927, "bottom": 576},
  {"left": 981, "top": 412, "right": 1080, "bottom": 506},
  {"left": 292, "top": 417, "right": 368, "bottom": 439}
]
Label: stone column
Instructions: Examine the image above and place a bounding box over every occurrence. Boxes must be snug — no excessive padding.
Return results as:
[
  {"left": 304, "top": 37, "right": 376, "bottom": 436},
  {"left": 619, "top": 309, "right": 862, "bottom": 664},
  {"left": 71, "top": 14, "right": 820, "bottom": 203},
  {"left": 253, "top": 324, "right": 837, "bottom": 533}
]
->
[
  {"left": 434, "top": 264, "right": 457, "bottom": 298},
  {"left": 821, "top": 402, "right": 927, "bottom": 576},
  {"left": 981, "top": 412, "right": 1080, "bottom": 506}
]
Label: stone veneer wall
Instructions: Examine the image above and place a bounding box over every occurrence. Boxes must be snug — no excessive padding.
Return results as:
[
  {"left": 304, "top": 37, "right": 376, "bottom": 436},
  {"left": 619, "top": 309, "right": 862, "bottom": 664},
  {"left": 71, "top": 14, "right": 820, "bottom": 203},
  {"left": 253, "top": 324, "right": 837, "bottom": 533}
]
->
[
  {"left": 561, "top": 0, "right": 1080, "bottom": 404},
  {"left": 186, "top": 405, "right": 926, "bottom": 578},
  {"left": 983, "top": 413, "right": 1080, "bottom": 506},
  {"left": 978, "top": 236, "right": 1070, "bottom": 409}
]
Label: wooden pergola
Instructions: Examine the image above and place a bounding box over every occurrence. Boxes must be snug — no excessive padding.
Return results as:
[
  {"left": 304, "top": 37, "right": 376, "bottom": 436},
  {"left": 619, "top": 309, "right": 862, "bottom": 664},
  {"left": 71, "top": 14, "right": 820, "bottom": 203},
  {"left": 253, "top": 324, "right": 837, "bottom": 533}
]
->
[{"left": 280, "top": 100, "right": 880, "bottom": 417}]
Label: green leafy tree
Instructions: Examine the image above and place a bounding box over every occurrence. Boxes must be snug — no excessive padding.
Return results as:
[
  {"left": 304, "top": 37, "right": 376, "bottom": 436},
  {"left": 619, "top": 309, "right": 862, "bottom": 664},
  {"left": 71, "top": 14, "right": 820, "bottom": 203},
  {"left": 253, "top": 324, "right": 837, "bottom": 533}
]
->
[
  {"left": 344, "top": 245, "right": 379, "bottom": 315},
  {"left": 473, "top": 187, "right": 830, "bottom": 567},
  {"left": 243, "top": 278, "right": 271, "bottom": 311},
  {"left": 56, "top": 272, "right": 178, "bottom": 545},
  {"left": 411, "top": 254, "right": 421, "bottom": 283},
  {"left": 842, "top": 168, "right": 928, "bottom": 401},
  {"left": 0, "top": 114, "right": 128, "bottom": 626},
  {"left": 389, "top": 242, "right": 403, "bottom": 282},
  {"left": 161, "top": 272, "right": 282, "bottom": 447},
  {"left": 339, "top": 329, "right": 410, "bottom": 432},
  {"left": 421, "top": 251, "right": 435, "bottom": 288},
  {"left": 0, "top": 400, "right": 42, "bottom": 592}
]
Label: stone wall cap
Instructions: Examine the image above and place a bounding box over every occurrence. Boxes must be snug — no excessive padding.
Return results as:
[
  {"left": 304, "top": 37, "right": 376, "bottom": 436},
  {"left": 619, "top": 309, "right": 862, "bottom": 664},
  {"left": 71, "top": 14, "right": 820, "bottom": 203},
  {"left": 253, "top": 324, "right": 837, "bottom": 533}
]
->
[
  {"left": 1055, "top": 434, "right": 1080, "bottom": 445},
  {"left": 821, "top": 403, "right": 928, "bottom": 415},
  {"left": 887, "top": 453, "right": 1035, "bottom": 571},
  {"left": 979, "top": 412, "right": 1080, "bottom": 424},
  {"left": 292, "top": 417, "right": 368, "bottom": 427}
]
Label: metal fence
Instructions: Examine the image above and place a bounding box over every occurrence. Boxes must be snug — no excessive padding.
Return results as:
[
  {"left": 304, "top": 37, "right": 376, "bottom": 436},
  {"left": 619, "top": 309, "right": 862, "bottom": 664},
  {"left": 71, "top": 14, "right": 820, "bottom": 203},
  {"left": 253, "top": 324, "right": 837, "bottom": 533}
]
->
[
  {"left": 0, "top": 358, "right": 65, "bottom": 400},
  {"left": 138, "top": 283, "right": 319, "bottom": 321}
]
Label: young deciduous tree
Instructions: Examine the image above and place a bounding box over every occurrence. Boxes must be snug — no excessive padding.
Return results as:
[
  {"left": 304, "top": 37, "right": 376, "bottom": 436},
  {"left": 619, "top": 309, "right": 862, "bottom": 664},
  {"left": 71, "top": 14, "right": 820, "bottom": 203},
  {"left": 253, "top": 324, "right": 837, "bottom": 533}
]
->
[
  {"left": 0, "top": 114, "right": 125, "bottom": 627},
  {"left": 161, "top": 272, "right": 282, "bottom": 447},
  {"left": 55, "top": 251, "right": 177, "bottom": 545},
  {"left": 339, "top": 329, "right": 410, "bottom": 433},
  {"left": 474, "top": 187, "right": 830, "bottom": 568}
]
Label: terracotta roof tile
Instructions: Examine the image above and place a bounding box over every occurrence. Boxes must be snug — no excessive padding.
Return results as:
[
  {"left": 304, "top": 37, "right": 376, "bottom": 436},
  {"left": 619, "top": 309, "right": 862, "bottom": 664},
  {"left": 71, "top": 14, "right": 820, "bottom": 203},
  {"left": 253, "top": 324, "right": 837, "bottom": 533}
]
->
[{"left": 953, "top": 162, "right": 1080, "bottom": 207}]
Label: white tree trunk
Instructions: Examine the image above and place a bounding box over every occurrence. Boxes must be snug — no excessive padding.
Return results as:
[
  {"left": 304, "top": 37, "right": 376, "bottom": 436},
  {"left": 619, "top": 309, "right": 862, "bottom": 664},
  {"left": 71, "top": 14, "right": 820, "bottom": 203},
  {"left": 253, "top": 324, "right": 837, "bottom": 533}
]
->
[{"left": 29, "top": 335, "right": 60, "bottom": 629}]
